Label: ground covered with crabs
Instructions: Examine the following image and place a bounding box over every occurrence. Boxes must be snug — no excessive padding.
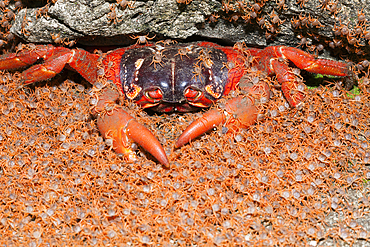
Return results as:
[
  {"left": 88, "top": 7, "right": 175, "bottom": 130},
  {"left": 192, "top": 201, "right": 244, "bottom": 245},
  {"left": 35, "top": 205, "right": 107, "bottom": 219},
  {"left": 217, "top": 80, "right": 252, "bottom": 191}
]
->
[
  {"left": 0, "top": 0, "right": 370, "bottom": 246},
  {"left": 0, "top": 64, "right": 369, "bottom": 246}
]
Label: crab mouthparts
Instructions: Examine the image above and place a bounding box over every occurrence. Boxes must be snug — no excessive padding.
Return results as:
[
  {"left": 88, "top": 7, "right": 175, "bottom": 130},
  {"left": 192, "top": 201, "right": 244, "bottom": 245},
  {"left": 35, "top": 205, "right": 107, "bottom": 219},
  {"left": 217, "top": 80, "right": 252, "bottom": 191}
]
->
[{"left": 147, "top": 101, "right": 207, "bottom": 113}]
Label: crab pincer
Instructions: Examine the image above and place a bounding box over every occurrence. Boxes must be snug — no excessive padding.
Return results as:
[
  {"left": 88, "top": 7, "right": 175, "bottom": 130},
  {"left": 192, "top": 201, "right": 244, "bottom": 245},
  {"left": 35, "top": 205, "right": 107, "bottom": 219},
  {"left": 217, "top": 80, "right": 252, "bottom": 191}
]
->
[
  {"left": 175, "top": 80, "right": 270, "bottom": 148},
  {"left": 97, "top": 108, "right": 169, "bottom": 167},
  {"left": 94, "top": 88, "right": 169, "bottom": 167}
]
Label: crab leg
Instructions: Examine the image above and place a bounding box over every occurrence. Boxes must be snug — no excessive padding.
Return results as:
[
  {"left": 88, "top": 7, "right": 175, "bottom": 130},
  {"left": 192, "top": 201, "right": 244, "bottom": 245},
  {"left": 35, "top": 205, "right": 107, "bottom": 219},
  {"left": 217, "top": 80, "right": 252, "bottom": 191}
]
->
[
  {"left": 0, "top": 45, "right": 61, "bottom": 70},
  {"left": 94, "top": 88, "right": 169, "bottom": 167},
  {"left": 278, "top": 46, "right": 350, "bottom": 76},
  {"left": 254, "top": 46, "right": 353, "bottom": 107},
  {"left": 270, "top": 59, "right": 306, "bottom": 107},
  {"left": 175, "top": 81, "right": 270, "bottom": 148},
  {"left": 0, "top": 45, "right": 99, "bottom": 84}
]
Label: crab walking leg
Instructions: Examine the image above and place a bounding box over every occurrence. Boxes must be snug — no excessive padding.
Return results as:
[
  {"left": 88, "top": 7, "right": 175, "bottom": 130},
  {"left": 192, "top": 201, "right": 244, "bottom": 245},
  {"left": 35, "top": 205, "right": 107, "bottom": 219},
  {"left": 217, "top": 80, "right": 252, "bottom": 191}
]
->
[
  {"left": 0, "top": 45, "right": 98, "bottom": 84},
  {"left": 278, "top": 46, "right": 350, "bottom": 76},
  {"left": 278, "top": 46, "right": 356, "bottom": 91},
  {"left": 94, "top": 88, "right": 169, "bottom": 167},
  {"left": 270, "top": 59, "right": 306, "bottom": 107},
  {"left": 20, "top": 52, "right": 75, "bottom": 84},
  {"left": 254, "top": 46, "right": 354, "bottom": 107},
  {"left": 0, "top": 45, "right": 62, "bottom": 70},
  {"left": 275, "top": 46, "right": 354, "bottom": 107}
]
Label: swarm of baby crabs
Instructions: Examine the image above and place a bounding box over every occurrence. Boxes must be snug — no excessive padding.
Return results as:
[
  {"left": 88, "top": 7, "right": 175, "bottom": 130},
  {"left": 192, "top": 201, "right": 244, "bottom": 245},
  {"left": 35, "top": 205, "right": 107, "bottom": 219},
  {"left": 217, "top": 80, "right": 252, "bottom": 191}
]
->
[{"left": 0, "top": 40, "right": 354, "bottom": 166}]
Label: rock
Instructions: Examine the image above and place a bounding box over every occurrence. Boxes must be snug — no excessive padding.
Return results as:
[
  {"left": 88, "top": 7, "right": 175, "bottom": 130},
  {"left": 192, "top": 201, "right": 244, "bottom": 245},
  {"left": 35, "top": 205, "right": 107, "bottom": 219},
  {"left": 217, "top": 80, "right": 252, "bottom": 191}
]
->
[
  {"left": 11, "top": 0, "right": 220, "bottom": 45},
  {"left": 7, "top": 0, "right": 370, "bottom": 58}
]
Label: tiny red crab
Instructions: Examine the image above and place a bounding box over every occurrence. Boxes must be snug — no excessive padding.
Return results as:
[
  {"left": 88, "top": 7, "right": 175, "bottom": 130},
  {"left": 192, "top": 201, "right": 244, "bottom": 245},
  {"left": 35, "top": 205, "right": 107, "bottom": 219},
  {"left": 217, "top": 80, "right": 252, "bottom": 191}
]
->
[{"left": 0, "top": 41, "right": 354, "bottom": 167}]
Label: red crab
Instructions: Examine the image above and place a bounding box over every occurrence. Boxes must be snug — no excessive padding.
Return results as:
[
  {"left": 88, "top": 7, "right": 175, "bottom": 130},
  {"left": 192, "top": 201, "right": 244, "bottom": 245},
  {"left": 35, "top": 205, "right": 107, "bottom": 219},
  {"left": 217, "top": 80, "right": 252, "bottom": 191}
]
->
[{"left": 0, "top": 41, "right": 354, "bottom": 167}]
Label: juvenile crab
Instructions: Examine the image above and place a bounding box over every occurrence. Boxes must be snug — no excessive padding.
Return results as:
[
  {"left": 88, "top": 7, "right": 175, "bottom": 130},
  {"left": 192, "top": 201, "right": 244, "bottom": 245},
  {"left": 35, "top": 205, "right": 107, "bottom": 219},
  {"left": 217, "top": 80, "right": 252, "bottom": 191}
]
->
[{"left": 0, "top": 41, "right": 354, "bottom": 167}]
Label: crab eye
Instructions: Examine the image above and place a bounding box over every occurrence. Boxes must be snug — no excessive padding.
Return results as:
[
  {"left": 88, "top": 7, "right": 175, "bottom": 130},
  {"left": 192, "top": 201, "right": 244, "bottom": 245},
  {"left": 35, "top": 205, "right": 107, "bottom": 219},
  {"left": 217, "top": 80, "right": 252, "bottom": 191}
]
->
[
  {"left": 145, "top": 88, "right": 163, "bottom": 102},
  {"left": 184, "top": 87, "right": 202, "bottom": 102}
]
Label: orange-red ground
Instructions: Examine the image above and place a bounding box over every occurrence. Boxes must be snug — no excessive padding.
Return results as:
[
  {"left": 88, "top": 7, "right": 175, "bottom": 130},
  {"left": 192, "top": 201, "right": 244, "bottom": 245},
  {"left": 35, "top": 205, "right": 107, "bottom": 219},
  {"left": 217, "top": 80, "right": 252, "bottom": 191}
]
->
[{"left": 0, "top": 69, "right": 369, "bottom": 246}]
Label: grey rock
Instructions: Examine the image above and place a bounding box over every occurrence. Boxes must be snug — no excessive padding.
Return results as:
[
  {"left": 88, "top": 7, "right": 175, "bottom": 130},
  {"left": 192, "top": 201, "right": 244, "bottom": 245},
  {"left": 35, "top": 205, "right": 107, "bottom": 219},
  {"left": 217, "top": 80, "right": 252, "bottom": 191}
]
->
[
  {"left": 11, "top": 0, "right": 220, "bottom": 45},
  {"left": 7, "top": 0, "right": 370, "bottom": 53}
]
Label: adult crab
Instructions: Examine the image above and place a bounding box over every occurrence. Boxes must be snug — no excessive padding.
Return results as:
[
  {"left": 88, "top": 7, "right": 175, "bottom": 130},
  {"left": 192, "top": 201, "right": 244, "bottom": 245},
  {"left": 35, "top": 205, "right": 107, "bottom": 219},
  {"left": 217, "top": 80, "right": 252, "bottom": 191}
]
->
[{"left": 0, "top": 41, "right": 354, "bottom": 167}]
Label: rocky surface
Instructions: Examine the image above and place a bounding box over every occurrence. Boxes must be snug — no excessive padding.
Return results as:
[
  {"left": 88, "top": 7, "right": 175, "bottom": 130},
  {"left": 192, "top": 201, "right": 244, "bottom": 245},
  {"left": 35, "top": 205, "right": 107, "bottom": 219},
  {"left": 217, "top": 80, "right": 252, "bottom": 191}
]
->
[{"left": 8, "top": 0, "right": 370, "bottom": 52}]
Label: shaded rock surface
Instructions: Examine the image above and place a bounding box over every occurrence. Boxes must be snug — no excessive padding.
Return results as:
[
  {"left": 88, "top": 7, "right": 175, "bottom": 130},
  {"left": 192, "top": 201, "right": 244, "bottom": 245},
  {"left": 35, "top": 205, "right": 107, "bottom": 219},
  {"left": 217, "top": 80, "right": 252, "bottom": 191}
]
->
[{"left": 9, "top": 0, "right": 370, "bottom": 51}]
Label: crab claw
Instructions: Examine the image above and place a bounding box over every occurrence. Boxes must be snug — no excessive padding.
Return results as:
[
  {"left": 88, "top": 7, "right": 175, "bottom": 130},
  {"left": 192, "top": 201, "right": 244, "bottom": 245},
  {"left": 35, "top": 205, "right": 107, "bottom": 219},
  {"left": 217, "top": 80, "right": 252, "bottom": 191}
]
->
[
  {"left": 175, "top": 108, "right": 225, "bottom": 148},
  {"left": 175, "top": 96, "right": 259, "bottom": 148},
  {"left": 175, "top": 81, "right": 270, "bottom": 148},
  {"left": 97, "top": 108, "right": 169, "bottom": 167},
  {"left": 95, "top": 88, "right": 169, "bottom": 167}
]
